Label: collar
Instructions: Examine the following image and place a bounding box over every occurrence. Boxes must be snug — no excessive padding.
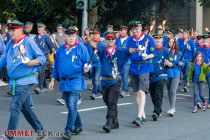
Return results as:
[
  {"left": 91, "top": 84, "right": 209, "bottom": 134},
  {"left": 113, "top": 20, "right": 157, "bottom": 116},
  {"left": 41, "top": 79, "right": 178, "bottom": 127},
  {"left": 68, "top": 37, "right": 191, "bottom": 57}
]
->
[
  {"left": 105, "top": 45, "right": 116, "bottom": 57},
  {"left": 64, "top": 38, "right": 79, "bottom": 50},
  {"left": 168, "top": 47, "right": 176, "bottom": 55},
  {"left": 13, "top": 34, "right": 27, "bottom": 47},
  {"left": 183, "top": 38, "right": 189, "bottom": 42},
  {"left": 94, "top": 38, "right": 101, "bottom": 44},
  {"left": 133, "top": 32, "right": 144, "bottom": 41},
  {"left": 156, "top": 45, "right": 163, "bottom": 51},
  {"left": 120, "top": 35, "right": 128, "bottom": 39}
]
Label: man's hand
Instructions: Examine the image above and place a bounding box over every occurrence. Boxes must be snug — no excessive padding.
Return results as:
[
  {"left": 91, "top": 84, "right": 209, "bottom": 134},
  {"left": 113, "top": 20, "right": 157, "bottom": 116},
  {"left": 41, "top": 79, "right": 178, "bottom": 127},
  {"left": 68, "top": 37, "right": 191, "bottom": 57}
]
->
[
  {"left": 164, "top": 59, "right": 170, "bottom": 65},
  {"left": 84, "top": 63, "right": 91, "bottom": 73},
  {"left": 178, "top": 61, "right": 182, "bottom": 67},
  {"left": 164, "top": 59, "right": 173, "bottom": 67},
  {"left": 25, "top": 60, "right": 34, "bottom": 66},
  {"left": 24, "top": 59, "right": 40, "bottom": 66},
  {"left": 205, "top": 27, "right": 209, "bottom": 33},
  {"left": 129, "top": 48, "right": 140, "bottom": 53},
  {"left": 49, "top": 78, "right": 55, "bottom": 91},
  {"left": 142, "top": 54, "right": 148, "bottom": 60}
]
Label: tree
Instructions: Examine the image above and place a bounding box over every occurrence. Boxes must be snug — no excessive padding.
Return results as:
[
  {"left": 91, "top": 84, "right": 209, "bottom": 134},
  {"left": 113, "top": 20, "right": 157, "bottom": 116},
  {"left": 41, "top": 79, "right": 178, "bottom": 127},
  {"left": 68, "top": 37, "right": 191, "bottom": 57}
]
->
[
  {"left": 97, "top": 0, "right": 155, "bottom": 31},
  {"left": 199, "top": 0, "right": 210, "bottom": 7},
  {"left": 0, "top": 0, "right": 77, "bottom": 32}
]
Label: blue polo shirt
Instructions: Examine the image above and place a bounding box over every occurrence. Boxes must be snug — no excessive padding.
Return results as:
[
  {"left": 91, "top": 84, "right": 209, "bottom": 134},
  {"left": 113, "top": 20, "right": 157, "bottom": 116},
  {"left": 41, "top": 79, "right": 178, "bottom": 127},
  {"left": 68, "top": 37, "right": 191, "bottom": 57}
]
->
[
  {"left": 193, "top": 64, "right": 201, "bottom": 82},
  {"left": 115, "top": 36, "right": 131, "bottom": 65},
  {"left": 199, "top": 47, "right": 210, "bottom": 77},
  {"left": 126, "top": 34, "right": 156, "bottom": 75},
  {"left": 97, "top": 45, "right": 129, "bottom": 87},
  {"left": 166, "top": 50, "right": 182, "bottom": 78},
  {"left": 150, "top": 47, "right": 170, "bottom": 83},
  {"left": 178, "top": 39, "right": 196, "bottom": 62},
  {"left": 52, "top": 42, "right": 90, "bottom": 92},
  {"left": 86, "top": 41, "right": 107, "bottom": 67},
  {"left": 0, "top": 36, "right": 46, "bottom": 86},
  {"left": 0, "top": 34, "right": 5, "bottom": 54},
  {"left": 34, "top": 34, "right": 54, "bottom": 56}
]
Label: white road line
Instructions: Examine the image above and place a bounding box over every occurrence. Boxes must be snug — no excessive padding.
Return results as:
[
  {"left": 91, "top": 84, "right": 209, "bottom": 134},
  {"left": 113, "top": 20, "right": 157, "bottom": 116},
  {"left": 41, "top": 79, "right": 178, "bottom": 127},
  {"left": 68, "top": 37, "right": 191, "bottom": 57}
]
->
[
  {"left": 176, "top": 97, "right": 187, "bottom": 100},
  {"left": 61, "top": 103, "right": 133, "bottom": 114},
  {"left": 176, "top": 94, "right": 208, "bottom": 98},
  {"left": 176, "top": 94, "right": 191, "bottom": 97},
  {"left": 0, "top": 134, "right": 7, "bottom": 140}
]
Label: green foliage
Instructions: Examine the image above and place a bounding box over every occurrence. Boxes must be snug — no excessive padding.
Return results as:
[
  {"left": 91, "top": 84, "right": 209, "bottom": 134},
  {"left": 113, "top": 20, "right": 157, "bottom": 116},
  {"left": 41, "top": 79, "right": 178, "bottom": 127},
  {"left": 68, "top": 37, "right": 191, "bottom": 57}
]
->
[
  {"left": 97, "top": 0, "right": 155, "bottom": 31},
  {"left": 199, "top": 0, "right": 210, "bottom": 7},
  {"left": 0, "top": 0, "right": 77, "bottom": 32},
  {"left": 0, "top": 0, "right": 208, "bottom": 33}
]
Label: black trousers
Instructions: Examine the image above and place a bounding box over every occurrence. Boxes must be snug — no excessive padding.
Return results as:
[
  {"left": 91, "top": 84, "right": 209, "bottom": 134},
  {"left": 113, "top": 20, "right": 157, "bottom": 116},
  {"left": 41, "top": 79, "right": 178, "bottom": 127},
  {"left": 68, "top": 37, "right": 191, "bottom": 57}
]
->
[
  {"left": 149, "top": 80, "right": 166, "bottom": 115},
  {"left": 102, "top": 82, "right": 121, "bottom": 120}
]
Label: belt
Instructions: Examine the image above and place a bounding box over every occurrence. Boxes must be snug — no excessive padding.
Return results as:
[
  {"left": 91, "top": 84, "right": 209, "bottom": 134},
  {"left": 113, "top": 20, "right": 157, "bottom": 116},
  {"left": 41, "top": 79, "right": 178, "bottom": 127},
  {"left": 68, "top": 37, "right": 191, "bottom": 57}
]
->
[
  {"left": 131, "top": 61, "right": 150, "bottom": 70},
  {"left": 150, "top": 74, "right": 167, "bottom": 78},
  {"left": 101, "top": 76, "right": 121, "bottom": 80},
  {"left": 60, "top": 75, "right": 83, "bottom": 81},
  {"left": 132, "top": 61, "right": 150, "bottom": 64},
  {"left": 12, "top": 74, "right": 36, "bottom": 96}
]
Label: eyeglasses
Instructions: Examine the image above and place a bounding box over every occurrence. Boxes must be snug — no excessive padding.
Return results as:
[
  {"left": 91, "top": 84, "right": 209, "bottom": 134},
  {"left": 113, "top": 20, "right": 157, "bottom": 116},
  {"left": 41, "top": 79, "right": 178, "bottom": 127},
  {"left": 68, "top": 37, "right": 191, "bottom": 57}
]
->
[{"left": 107, "top": 38, "right": 115, "bottom": 41}]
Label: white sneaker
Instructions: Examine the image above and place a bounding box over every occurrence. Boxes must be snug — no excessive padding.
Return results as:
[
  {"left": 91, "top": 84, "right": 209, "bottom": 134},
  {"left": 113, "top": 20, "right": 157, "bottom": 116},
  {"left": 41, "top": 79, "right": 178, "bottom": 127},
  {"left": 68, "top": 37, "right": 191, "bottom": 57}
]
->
[
  {"left": 56, "top": 98, "right": 65, "bottom": 105},
  {"left": 167, "top": 109, "right": 174, "bottom": 116},
  {"left": 120, "top": 91, "right": 130, "bottom": 98},
  {"left": 0, "top": 134, "right": 8, "bottom": 140},
  {"left": 167, "top": 109, "right": 172, "bottom": 114},
  {"left": 0, "top": 80, "right": 8, "bottom": 86},
  {"left": 173, "top": 108, "right": 176, "bottom": 113}
]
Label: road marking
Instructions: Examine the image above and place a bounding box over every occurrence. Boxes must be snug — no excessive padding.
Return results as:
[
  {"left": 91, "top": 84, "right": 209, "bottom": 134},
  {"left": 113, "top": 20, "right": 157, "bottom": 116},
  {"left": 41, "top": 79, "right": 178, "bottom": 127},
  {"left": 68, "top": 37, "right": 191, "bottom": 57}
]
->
[
  {"left": 61, "top": 102, "right": 133, "bottom": 114},
  {"left": 0, "top": 134, "right": 7, "bottom": 140},
  {"left": 176, "top": 94, "right": 208, "bottom": 99},
  {"left": 176, "top": 97, "right": 187, "bottom": 100},
  {"left": 176, "top": 94, "right": 191, "bottom": 97}
]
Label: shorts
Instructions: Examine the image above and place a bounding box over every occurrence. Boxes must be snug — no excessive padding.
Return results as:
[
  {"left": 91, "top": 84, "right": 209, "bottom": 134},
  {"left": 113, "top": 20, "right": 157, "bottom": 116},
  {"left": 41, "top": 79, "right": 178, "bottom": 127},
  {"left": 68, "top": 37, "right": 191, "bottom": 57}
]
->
[{"left": 131, "top": 73, "right": 149, "bottom": 93}]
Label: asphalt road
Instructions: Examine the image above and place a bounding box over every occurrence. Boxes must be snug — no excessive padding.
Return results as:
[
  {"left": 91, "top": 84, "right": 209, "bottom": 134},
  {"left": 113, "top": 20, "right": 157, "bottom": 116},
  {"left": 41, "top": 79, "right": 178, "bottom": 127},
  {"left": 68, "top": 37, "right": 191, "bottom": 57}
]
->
[{"left": 0, "top": 80, "right": 210, "bottom": 140}]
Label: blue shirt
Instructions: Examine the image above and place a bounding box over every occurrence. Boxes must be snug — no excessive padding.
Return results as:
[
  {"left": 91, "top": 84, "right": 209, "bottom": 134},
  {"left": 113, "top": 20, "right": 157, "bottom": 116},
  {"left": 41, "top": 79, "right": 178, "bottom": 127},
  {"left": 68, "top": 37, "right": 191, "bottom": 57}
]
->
[
  {"left": 166, "top": 50, "right": 182, "bottom": 78},
  {"left": 194, "top": 43, "right": 203, "bottom": 56},
  {"left": 0, "top": 36, "right": 46, "bottom": 86},
  {"left": 193, "top": 64, "right": 201, "bottom": 82},
  {"left": 199, "top": 47, "right": 210, "bottom": 77},
  {"left": 102, "top": 31, "right": 107, "bottom": 38},
  {"left": 34, "top": 34, "right": 54, "bottom": 56},
  {"left": 86, "top": 41, "right": 107, "bottom": 67},
  {"left": 52, "top": 42, "right": 90, "bottom": 92},
  {"left": 97, "top": 45, "right": 129, "bottom": 87},
  {"left": 78, "top": 36, "right": 85, "bottom": 45},
  {"left": 126, "top": 34, "right": 156, "bottom": 75},
  {"left": 0, "top": 34, "right": 5, "bottom": 54},
  {"left": 5, "top": 33, "right": 11, "bottom": 45},
  {"left": 115, "top": 36, "right": 131, "bottom": 64},
  {"left": 163, "top": 35, "right": 168, "bottom": 48},
  {"left": 150, "top": 47, "right": 170, "bottom": 83},
  {"left": 178, "top": 39, "right": 196, "bottom": 62}
]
